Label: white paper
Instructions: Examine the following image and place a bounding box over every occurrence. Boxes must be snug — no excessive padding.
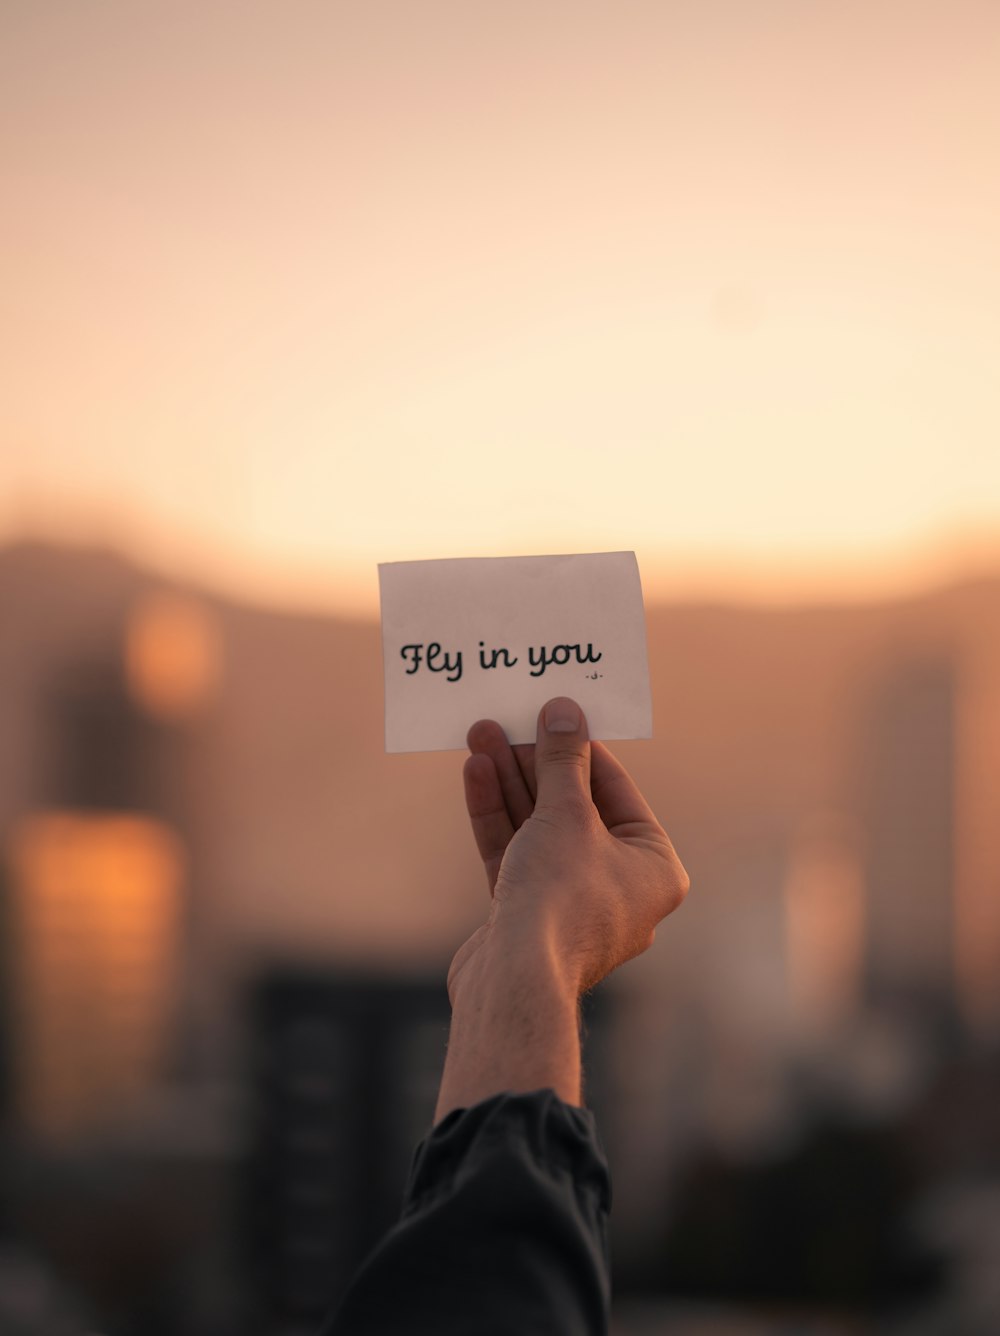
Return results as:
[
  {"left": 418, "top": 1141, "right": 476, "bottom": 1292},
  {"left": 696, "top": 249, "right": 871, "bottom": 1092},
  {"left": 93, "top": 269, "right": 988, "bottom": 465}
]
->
[{"left": 378, "top": 551, "right": 652, "bottom": 753}]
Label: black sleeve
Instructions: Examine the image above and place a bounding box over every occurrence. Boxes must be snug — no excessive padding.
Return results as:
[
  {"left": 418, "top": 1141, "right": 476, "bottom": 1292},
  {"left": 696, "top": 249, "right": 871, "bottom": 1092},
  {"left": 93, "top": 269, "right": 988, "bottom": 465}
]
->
[{"left": 320, "top": 1088, "right": 611, "bottom": 1336}]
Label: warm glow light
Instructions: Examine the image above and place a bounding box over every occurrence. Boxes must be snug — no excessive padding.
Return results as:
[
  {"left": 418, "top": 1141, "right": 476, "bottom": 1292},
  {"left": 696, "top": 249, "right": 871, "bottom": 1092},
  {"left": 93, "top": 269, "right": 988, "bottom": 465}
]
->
[
  {"left": 784, "top": 811, "right": 866, "bottom": 1040},
  {"left": 5, "top": 811, "right": 184, "bottom": 1141},
  {"left": 125, "top": 590, "right": 223, "bottom": 719}
]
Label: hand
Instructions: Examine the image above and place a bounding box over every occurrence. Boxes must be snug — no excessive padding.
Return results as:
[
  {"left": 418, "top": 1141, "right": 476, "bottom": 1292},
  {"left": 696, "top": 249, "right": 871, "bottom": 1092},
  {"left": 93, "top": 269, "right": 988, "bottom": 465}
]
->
[{"left": 451, "top": 696, "right": 689, "bottom": 1002}]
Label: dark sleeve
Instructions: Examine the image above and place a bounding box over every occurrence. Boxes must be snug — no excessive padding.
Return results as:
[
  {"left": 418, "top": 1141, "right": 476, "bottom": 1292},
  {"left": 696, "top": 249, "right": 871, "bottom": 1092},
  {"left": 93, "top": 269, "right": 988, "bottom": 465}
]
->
[{"left": 320, "top": 1088, "right": 611, "bottom": 1336}]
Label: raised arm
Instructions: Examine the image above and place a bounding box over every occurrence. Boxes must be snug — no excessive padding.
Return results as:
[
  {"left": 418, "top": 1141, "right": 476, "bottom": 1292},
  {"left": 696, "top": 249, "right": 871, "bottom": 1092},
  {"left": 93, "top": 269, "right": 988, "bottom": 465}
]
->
[
  {"left": 324, "top": 698, "right": 688, "bottom": 1336},
  {"left": 437, "top": 694, "right": 689, "bottom": 1120}
]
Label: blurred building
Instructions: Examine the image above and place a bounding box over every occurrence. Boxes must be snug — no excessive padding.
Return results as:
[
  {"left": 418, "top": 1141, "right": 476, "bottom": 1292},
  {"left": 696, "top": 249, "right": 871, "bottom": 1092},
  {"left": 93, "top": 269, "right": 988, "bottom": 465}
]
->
[
  {"left": 2, "top": 648, "right": 188, "bottom": 1144},
  {"left": 859, "top": 656, "right": 956, "bottom": 1025},
  {"left": 952, "top": 607, "right": 1000, "bottom": 1043},
  {"left": 242, "top": 971, "right": 449, "bottom": 1334}
]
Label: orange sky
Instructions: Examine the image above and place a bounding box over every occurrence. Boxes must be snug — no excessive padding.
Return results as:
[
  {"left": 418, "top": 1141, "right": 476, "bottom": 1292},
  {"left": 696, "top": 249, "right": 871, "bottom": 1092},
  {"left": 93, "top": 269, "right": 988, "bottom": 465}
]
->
[{"left": 2, "top": 1, "right": 998, "bottom": 615}]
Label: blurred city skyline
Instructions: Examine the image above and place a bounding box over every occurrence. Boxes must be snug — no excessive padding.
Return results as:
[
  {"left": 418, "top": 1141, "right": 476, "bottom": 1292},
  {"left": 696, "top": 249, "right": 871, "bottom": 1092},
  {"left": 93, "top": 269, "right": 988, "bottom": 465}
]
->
[
  {"left": 2, "top": 534, "right": 999, "bottom": 1329},
  {"left": 4, "top": 535, "right": 999, "bottom": 1066},
  {"left": 3, "top": 1, "right": 1000, "bottom": 616}
]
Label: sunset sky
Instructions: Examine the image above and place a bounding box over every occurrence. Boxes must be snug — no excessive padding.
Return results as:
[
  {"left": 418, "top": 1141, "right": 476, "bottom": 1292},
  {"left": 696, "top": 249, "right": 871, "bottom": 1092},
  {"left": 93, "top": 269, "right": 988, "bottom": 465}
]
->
[{"left": 2, "top": 0, "right": 998, "bottom": 614}]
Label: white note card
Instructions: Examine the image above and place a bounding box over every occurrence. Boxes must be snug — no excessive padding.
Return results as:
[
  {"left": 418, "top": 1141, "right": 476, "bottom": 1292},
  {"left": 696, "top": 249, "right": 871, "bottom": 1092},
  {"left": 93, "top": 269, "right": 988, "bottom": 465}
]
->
[{"left": 378, "top": 551, "right": 653, "bottom": 753}]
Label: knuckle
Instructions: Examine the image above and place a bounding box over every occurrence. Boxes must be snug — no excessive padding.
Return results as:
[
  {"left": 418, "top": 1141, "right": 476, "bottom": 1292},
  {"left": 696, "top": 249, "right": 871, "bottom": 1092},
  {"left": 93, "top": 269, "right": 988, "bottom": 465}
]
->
[
  {"left": 649, "top": 860, "right": 689, "bottom": 919},
  {"left": 545, "top": 747, "right": 590, "bottom": 778},
  {"left": 664, "top": 848, "right": 691, "bottom": 905}
]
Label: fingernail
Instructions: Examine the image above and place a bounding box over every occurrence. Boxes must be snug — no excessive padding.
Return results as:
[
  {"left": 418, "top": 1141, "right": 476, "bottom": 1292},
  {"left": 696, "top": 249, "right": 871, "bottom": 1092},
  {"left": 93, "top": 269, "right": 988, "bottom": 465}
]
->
[{"left": 544, "top": 697, "right": 580, "bottom": 733}]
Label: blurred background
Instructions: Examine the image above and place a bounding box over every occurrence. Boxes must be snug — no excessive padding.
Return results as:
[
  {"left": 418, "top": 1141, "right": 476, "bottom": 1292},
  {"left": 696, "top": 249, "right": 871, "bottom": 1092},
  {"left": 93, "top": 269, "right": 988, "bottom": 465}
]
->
[{"left": 2, "top": 2, "right": 999, "bottom": 1333}]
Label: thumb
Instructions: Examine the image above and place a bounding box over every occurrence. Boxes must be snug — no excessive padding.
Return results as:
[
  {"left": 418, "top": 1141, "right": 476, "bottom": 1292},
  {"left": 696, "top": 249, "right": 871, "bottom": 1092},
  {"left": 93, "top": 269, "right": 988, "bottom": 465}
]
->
[{"left": 534, "top": 697, "right": 592, "bottom": 810}]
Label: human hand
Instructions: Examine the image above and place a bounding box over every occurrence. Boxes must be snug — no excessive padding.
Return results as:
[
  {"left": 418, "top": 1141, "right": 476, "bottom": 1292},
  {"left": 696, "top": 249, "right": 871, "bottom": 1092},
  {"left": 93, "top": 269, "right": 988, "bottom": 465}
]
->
[{"left": 451, "top": 696, "right": 689, "bottom": 1002}]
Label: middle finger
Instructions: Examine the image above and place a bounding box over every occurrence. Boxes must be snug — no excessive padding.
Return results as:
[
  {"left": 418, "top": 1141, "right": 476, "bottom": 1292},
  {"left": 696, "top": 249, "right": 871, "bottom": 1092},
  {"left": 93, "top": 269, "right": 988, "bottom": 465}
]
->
[{"left": 467, "top": 719, "right": 535, "bottom": 827}]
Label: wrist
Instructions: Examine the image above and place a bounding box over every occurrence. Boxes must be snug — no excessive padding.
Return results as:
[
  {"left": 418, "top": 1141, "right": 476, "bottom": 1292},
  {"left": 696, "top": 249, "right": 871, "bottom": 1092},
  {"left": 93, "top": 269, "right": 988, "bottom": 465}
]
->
[
  {"left": 435, "top": 925, "right": 582, "bottom": 1123},
  {"left": 452, "top": 915, "right": 580, "bottom": 1008}
]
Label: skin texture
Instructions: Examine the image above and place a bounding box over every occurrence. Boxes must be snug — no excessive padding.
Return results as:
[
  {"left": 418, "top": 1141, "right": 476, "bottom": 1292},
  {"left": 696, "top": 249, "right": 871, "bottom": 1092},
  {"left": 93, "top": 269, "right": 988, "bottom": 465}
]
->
[{"left": 434, "top": 696, "right": 689, "bottom": 1123}]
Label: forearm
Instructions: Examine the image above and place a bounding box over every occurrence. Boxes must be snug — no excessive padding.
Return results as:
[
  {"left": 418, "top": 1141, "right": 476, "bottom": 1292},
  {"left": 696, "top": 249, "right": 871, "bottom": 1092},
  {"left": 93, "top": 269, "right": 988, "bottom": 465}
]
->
[{"left": 435, "top": 935, "right": 582, "bottom": 1123}]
